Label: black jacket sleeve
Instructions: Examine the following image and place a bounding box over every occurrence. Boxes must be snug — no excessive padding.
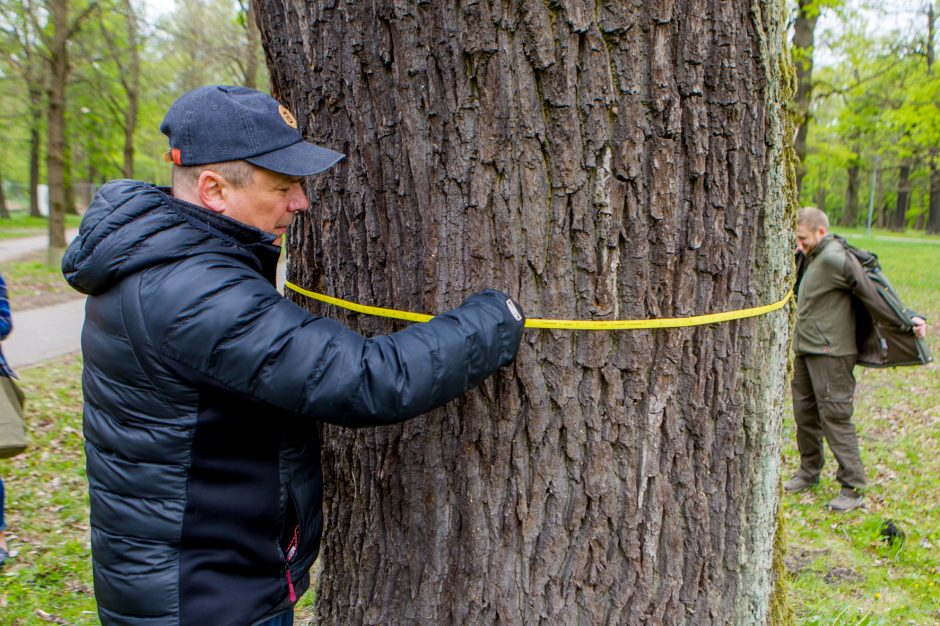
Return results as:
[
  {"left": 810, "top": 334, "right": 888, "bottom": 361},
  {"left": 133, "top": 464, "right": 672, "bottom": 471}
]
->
[{"left": 141, "top": 257, "right": 524, "bottom": 427}]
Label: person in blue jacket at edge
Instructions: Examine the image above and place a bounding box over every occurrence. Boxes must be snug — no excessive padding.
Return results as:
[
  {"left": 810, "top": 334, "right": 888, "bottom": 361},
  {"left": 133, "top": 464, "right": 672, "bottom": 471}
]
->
[
  {"left": 62, "top": 85, "right": 525, "bottom": 626},
  {"left": 0, "top": 272, "right": 18, "bottom": 568}
]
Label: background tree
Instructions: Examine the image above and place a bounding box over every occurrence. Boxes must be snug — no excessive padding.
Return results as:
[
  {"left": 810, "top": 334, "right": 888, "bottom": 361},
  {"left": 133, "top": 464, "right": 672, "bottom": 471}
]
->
[
  {"left": 792, "top": 0, "right": 844, "bottom": 197},
  {"left": 88, "top": 0, "right": 141, "bottom": 178},
  {"left": 237, "top": 0, "right": 260, "bottom": 89},
  {"left": 46, "top": 0, "right": 97, "bottom": 256},
  {"left": 796, "top": 0, "right": 940, "bottom": 231},
  {"left": 161, "top": 0, "right": 266, "bottom": 93},
  {"left": 0, "top": 163, "right": 9, "bottom": 218},
  {"left": 0, "top": 0, "right": 268, "bottom": 238},
  {"left": 256, "top": 0, "right": 794, "bottom": 622},
  {"left": 0, "top": 0, "right": 49, "bottom": 217}
]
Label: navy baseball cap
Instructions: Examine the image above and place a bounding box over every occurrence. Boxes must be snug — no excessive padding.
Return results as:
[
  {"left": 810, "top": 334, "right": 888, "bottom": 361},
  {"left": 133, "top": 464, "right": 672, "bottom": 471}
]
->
[{"left": 160, "top": 85, "right": 345, "bottom": 176}]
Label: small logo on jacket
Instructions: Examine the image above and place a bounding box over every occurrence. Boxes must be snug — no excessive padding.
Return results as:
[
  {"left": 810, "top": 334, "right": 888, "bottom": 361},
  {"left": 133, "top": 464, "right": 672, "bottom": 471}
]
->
[{"left": 506, "top": 299, "right": 522, "bottom": 322}]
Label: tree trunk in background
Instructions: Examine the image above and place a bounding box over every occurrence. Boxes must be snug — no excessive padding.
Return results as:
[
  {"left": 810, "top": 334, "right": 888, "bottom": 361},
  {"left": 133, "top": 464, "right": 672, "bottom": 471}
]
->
[
  {"left": 0, "top": 168, "right": 9, "bottom": 219},
  {"left": 47, "top": 0, "right": 69, "bottom": 252},
  {"left": 815, "top": 186, "right": 826, "bottom": 213},
  {"left": 876, "top": 166, "right": 887, "bottom": 228},
  {"left": 122, "top": 0, "right": 139, "bottom": 178},
  {"left": 929, "top": 163, "right": 940, "bottom": 233},
  {"left": 29, "top": 86, "right": 43, "bottom": 218},
  {"left": 893, "top": 160, "right": 912, "bottom": 231},
  {"left": 927, "top": 6, "right": 939, "bottom": 234},
  {"left": 792, "top": 0, "right": 819, "bottom": 198},
  {"left": 244, "top": 0, "right": 259, "bottom": 89},
  {"left": 65, "top": 137, "right": 77, "bottom": 215},
  {"left": 257, "top": 0, "right": 794, "bottom": 622},
  {"left": 842, "top": 161, "right": 860, "bottom": 226}
]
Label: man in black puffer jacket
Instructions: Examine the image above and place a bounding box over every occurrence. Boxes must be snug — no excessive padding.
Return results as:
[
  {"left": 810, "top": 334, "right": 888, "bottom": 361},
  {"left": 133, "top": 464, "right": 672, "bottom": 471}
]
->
[{"left": 62, "top": 85, "right": 525, "bottom": 626}]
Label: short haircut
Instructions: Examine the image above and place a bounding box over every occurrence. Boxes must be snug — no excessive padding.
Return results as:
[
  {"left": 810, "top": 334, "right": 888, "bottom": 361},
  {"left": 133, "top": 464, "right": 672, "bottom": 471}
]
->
[
  {"left": 172, "top": 160, "right": 256, "bottom": 193},
  {"left": 797, "top": 206, "right": 829, "bottom": 231}
]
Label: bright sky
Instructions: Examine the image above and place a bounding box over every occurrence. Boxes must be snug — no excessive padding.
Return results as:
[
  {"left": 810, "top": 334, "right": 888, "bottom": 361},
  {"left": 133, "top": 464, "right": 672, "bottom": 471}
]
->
[
  {"left": 815, "top": 0, "right": 933, "bottom": 66},
  {"left": 141, "top": 0, "right": 177, "bottom": 22}
]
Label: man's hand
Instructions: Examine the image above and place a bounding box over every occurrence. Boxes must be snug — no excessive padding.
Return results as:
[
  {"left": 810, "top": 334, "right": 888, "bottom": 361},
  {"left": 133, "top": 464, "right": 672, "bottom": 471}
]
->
[{"left": 912, "top": 316, "right": 927, "bottom": 339}]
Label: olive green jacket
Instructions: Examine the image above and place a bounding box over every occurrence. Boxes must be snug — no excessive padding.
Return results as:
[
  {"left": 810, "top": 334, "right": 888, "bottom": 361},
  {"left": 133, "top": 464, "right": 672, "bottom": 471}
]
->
[{"left": 794, "top": 235, "right": 913, "bottom": 358}]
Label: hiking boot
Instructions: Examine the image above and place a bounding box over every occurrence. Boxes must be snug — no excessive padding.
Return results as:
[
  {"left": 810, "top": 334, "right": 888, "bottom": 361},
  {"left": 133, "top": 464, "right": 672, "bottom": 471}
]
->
[
  {"left": 783, "top": 475, "right": 819, "bottom": 493},
  {"left": 828, "top": 488, "right": 864, "bottom": 512}
]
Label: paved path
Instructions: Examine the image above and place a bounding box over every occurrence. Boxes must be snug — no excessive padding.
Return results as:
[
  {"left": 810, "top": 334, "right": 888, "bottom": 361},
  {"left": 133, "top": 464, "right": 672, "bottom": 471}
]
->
[
  {"left": 0, "top": 229, "right": 83, "bottom": 370},
  {"left": 0, "top": 229, "right": 80, "bottom": 263},
  {"left": 4, "top": 298, "right": 86, "bottom": 370}
]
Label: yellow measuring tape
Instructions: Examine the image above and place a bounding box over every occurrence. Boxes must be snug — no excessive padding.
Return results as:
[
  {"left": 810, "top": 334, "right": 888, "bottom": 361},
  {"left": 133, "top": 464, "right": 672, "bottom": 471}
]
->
[{"left": 285, "top": 281, "right": 792, "bottom": 331}]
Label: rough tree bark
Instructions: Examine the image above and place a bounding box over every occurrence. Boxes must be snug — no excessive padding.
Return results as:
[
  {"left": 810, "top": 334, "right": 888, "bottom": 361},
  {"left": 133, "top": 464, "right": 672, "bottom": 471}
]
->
[{"left": 257, "top": 1, "right": 794, "bottom": 623}]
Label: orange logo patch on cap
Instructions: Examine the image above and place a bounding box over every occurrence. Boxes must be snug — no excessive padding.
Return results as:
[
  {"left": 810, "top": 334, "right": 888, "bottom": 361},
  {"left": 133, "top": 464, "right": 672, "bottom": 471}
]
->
[
  {"left": 163, "top": 148, "right": 182, "bottom": 165},
  {"left": 279, "top": 105, "right": 298, "bottom": 129}
]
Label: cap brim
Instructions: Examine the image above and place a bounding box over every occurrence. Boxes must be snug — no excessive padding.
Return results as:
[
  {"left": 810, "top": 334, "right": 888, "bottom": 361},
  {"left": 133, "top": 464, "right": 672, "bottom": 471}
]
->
[{"left": 246, "top": 140, "right": 346, "bottom": 176}]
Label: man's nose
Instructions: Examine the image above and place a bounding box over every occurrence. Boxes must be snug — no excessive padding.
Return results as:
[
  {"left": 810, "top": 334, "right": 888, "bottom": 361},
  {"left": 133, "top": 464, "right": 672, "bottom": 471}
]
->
[{"left": 289, "top": 183, "right": 309, "bottom": 212}]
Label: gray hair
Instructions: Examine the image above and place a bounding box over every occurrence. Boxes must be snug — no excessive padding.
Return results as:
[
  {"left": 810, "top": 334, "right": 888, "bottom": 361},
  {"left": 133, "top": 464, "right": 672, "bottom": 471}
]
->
[{"left": 172, "top": 160, "right": 256, "bottom": 193}]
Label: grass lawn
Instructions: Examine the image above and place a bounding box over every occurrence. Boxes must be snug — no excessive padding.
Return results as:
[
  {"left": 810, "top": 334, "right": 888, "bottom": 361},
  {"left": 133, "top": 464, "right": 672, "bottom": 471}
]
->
[
  {"left": 0, "top": 227, "right": 936, "bottom": 623},
  {"left": 0, "top": 211, "right": 82, "bottom": 239},
  {"left": 0, "top": 355, "right": 96, "bottom": 624}
]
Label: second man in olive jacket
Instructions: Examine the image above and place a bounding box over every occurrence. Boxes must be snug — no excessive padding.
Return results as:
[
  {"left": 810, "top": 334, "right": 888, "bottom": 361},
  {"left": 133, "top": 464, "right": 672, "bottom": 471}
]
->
[{"left": 786, "top": 207, "right": 926, "bottom": 512}]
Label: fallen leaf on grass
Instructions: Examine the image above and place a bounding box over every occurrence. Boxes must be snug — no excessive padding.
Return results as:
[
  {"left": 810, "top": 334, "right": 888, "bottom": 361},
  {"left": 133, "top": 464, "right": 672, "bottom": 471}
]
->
[{"left": 35, "top": 609, "right": 70, "bottom": 624}]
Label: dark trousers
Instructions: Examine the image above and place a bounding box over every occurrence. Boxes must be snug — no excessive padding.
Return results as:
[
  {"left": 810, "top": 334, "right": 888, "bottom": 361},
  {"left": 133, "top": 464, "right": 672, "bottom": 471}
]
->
[{"left": 791, "top": 354, "right": 866, "bottom": 490}]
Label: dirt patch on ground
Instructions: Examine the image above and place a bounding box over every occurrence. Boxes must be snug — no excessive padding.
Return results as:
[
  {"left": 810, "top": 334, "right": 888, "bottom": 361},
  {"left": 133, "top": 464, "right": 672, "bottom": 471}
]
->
[
  {"left": 823, "top": 566, "right": 862, "bottom": 584},
  {"left": 784, "top": 548, "right": 830, "bottom": 575}
]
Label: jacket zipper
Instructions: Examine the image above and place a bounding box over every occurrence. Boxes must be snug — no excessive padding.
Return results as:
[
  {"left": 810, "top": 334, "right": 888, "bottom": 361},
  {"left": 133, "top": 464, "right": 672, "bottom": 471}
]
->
[{"left": 285, "top": 524, "right": 299, "bottom": 603}]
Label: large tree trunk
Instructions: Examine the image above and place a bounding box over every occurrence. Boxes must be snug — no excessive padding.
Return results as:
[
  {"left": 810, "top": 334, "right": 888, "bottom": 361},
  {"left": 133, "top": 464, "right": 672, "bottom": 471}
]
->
[
  {"left": 257, "top": 1, "right": 794, "bottom": 623},
  {"left": 792, "top": 0, "right": 819, "bottom": 198}
]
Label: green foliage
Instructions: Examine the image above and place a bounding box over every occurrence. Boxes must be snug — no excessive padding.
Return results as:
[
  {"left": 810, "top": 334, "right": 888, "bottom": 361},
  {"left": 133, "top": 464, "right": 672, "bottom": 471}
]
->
[
  {"left": 798, "top": 1, "right": 940, "bottom": 231},
  {"left": 0, "top": 355, "right": 98, "bottom": 624},
  {"left": 0, "top": 0, "right": 269, "bottom": 191},
  {"left": 782, "top": 229, "right": 940, "bottom": 624}
]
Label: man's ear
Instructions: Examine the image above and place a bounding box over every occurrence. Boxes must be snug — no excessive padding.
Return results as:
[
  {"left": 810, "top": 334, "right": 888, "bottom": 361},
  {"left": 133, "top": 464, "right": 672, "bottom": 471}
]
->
[{"left": 197, "top": 170, "right": 228, "bottom": 214}]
